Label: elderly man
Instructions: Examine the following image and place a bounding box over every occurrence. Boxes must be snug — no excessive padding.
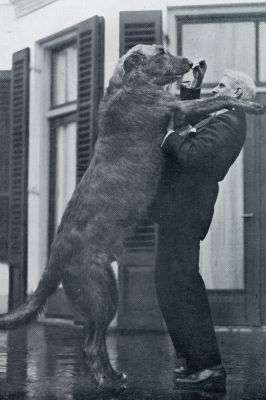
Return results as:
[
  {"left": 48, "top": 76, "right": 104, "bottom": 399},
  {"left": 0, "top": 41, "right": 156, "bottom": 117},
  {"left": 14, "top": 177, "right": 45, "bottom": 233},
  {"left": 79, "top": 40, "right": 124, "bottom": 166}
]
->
[{"left": 154, "top": 66, "right": 256, "bottom": 392}]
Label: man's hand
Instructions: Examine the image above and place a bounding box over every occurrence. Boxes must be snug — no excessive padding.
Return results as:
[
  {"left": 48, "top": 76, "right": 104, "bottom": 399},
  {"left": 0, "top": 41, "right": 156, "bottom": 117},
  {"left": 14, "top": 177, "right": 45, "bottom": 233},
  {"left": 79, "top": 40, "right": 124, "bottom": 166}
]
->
[{"left": 191, "top": 60, "right": 207, "bottom": 88}]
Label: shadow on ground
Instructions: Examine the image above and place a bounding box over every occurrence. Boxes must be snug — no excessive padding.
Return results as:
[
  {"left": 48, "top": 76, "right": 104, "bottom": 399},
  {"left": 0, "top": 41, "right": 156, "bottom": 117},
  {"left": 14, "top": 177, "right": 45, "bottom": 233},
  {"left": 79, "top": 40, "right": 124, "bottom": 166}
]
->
[{"left": 0, "top": 324, "right": 266, "bottom": 399}]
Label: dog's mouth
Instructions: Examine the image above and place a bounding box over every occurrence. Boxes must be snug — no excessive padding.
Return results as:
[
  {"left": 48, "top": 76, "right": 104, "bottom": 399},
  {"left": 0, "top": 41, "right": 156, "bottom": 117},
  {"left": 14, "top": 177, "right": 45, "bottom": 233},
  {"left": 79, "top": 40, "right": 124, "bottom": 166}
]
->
[
  {"left": 170, "top": 67, "right": 192, "bottom": 80},
  {"left": 163, "top": 82, "right": 178, "bottom": 92},
  {"left": 167, "top": 72, "right": 182, "bottom": 79},
  {"left": 161, "top": 73, "right": 182, "bottom": 84},
  {"left": 155, "top": 69, "right": 190, "bottom": 86},
  {"left": 172, "top": 74, "right": 182, "bottom": 80}
]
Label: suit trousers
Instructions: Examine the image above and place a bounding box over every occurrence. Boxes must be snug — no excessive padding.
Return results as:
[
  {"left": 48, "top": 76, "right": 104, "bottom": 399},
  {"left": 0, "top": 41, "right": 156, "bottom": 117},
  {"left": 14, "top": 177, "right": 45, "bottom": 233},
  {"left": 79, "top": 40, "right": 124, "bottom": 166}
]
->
[{"left": 155, "top": 226, "right": 222, "bottom": 373}]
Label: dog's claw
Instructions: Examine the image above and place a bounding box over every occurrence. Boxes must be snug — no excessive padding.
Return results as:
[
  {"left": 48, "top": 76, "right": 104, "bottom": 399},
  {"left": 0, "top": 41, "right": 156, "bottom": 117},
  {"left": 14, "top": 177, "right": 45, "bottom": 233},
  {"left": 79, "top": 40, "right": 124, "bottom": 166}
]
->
[
  {"left": 241, "top": 101, "right": 266, "bottom": 114},
  {"left": 121, "top": 372, "right": 127, "bottom": 381},
  {"left": 113, "top": 371, "right": 127, "bottom": 383}
]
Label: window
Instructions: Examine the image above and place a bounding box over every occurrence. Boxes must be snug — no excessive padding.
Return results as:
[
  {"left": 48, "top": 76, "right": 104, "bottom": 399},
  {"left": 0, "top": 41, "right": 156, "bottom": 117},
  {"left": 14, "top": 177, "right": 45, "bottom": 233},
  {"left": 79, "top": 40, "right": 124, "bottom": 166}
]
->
[
  {"left": 27, "top": 16, "right": 104, "bottom": 318},
  {"left": 52, "top": 117, "right": 77, "bottom": 232},
  {"left": 51, "top": 43, "right": 78, "bottom": 107},
  {"left": 182, "top": 22, "right": 256, "bottom": 84},
  {"left": 177, "top": 14, "right": 266, "bottom": 86},
  {"left": 48, "top": 42, "right": 78, "bottom": 239},
  {"left": 259, "top": 22, "right": 266, "bottom": 82}
]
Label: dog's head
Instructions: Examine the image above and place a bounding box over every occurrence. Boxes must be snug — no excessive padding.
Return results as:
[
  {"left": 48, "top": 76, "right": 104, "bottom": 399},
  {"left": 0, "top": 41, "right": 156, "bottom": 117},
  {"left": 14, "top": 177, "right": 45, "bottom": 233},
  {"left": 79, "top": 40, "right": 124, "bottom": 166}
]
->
[{"left": 111, "top": 44, "right": 192, "bottom": 86}]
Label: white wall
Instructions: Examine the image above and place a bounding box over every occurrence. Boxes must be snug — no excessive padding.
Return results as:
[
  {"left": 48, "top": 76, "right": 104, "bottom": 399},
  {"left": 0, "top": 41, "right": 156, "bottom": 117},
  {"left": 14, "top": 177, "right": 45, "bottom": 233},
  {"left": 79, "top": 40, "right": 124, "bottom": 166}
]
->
[
  {"left": 0, "top": 0, "right": 265, "bottom": 294},
  {"left": 0, "top": 2, "right": 14, "bottom": 69},
  {"left": 0, "top": 0, "right": 265, "bottom": 79},
  {"left": 0, "top": 2, "right": 13, "bottom": 304},
  {"left": 0, "top": 264, "right": 8, "bottom": 312}
]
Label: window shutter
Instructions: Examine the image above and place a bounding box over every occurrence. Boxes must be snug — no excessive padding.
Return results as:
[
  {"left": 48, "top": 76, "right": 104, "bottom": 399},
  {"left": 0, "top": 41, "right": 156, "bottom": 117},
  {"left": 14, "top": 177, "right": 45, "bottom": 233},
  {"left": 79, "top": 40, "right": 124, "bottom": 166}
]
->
[
  {"left": 118, "top": 11, "right": 164, "bottom": 330},
  {"left": 0, "top": 71, "right": 11, "bottom": 262},
  {"left": 119, "top": 10, "right": 162, "bottom": 56},
  {"left": 8, "top": 48, "right": 30, "bottom": 310},
  {"left": 77, "top": 15, "right": 105, "bottom": 182}
]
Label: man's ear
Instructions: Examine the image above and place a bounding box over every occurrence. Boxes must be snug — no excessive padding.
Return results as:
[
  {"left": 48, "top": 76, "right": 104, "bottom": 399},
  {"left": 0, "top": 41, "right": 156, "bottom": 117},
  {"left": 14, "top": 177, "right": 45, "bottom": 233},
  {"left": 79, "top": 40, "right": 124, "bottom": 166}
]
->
[
  {"left": 123, "top": 51, "right": 146, "bottom": 74},
  {"left": 235, "top": 87, "right": 243, "bottom": 98}
]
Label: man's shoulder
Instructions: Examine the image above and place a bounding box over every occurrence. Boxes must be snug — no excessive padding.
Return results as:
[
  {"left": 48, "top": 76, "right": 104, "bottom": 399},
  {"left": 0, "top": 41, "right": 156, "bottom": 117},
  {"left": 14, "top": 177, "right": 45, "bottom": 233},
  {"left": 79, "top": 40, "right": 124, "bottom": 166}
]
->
[
  {"left": 193, "top": 109, "right": 246, "bottom": 140},
  {"left": 209, "top": 109, "right": 246, "bottom": 127},
  {"left": 216, "top": 108, "right": 245, "bottom": 119}
]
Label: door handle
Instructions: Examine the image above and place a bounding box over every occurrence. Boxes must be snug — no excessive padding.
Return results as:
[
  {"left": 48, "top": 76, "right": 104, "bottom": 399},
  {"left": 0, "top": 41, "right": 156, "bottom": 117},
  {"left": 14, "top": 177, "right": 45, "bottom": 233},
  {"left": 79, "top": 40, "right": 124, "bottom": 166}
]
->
[{"left": 241, "top": 213, "right": 254, "bottom": 218}]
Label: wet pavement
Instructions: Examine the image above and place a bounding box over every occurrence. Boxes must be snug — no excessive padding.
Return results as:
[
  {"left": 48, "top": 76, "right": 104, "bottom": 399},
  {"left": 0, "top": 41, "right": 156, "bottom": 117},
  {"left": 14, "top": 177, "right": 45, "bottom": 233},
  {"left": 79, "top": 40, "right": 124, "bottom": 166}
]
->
[{"left": 0, "top": 323, "right": 266, "bottom": 400}]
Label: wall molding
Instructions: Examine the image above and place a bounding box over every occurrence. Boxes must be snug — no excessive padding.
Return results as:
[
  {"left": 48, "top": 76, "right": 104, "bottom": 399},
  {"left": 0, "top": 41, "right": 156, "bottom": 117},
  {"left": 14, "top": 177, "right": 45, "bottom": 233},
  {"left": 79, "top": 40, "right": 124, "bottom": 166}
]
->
[{"left": 10, "top": 0, "right": 58, "bottom": 18}]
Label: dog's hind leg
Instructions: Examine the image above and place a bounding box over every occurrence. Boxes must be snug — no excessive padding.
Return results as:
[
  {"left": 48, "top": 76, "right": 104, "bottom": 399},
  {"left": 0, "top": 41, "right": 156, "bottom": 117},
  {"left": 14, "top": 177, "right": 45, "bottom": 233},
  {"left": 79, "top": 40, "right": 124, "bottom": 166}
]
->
[
  {"left": 83, "top": 321, "right": 126, "bottom": 390},
  {"left": 62, "top": 257, "right": 126, "bottom": 389},
  {"left": 82, "top": 322, "right": 109, "bottom": 386},
  {"left": 99, "top": 335, "right": 127, "bottom": 383},
  {"left": 83, "top": 324, "right": 126, "bottom": 383}
]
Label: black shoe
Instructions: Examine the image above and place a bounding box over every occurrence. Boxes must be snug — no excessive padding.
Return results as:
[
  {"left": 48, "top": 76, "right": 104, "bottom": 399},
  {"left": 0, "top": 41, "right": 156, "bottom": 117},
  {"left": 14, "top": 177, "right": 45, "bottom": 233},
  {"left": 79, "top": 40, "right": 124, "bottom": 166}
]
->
[{"left": 174, "top": 364, "right": 226, "bottom": 393}]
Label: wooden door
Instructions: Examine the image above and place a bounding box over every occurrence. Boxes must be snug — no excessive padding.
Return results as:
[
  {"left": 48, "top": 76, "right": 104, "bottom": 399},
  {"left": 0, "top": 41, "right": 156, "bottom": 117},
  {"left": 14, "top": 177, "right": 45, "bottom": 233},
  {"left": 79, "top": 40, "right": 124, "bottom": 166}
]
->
[
  {"left": 205, "top": 104, "right": 264, "bottom": 326},
  {"left": 176, "top": 15, "right": 265, "bottom": 325}
]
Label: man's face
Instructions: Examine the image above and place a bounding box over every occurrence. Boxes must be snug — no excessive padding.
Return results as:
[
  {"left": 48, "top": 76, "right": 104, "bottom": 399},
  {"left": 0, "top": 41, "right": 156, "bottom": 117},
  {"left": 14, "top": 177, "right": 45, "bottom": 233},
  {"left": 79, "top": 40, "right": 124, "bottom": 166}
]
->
[{"left": 212, "top": 75, "right": 238, "bottom": 98}]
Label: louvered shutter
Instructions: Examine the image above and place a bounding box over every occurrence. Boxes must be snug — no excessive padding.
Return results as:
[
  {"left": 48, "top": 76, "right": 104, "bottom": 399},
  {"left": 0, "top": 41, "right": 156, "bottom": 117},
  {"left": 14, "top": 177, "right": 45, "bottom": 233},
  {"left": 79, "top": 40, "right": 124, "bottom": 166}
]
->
[
  {"left": 0, "top": 72, "right": 11, "bottom": 262},
  {"left": 8, "top": 48, "right": 30, "bottom": 310},
  {"left": 119, "top": 10, "right": 162, "bottom": 56},
  {"left": 77, "top": 15, "right": 104, "bottom": 182},
  {"left": 118, "top": 11, "right": 164, "bottom": 330}
]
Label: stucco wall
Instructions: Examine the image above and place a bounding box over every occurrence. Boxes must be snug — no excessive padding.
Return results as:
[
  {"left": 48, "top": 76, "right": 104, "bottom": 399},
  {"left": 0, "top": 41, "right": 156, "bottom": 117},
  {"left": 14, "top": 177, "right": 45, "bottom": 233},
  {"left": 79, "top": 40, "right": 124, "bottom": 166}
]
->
[
  {"left": 0, "top": 0, "right": 265, "bottom": 81},
  {"left": 0, "top": 0, "right": 265, "bottom": 298}
]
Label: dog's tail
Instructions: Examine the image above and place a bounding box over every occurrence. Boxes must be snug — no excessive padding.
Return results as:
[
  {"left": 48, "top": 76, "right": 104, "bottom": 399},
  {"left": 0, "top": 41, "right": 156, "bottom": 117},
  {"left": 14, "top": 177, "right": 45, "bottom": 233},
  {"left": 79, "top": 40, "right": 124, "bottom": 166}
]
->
[{"left": 0, "top": 259, "right": 61, "bottom": 329}]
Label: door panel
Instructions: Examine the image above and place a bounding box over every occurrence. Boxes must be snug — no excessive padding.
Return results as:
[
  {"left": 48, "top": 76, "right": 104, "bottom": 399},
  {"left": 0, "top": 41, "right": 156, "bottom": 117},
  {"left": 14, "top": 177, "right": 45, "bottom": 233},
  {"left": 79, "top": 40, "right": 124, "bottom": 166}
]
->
[
  {"left": 177, "top": 15, "right": 264, "bottom": 325},
  {"left": 258, "top": 93, "right": 266, "bottom": 325},
  {"left": 200, "top": 151, "right": 244, "bottom": 290}
]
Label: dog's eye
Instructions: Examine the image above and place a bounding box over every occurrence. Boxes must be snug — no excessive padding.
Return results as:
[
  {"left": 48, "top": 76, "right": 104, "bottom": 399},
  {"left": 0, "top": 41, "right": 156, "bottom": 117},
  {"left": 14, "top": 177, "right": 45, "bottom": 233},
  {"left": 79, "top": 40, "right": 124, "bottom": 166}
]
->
[{"left": 158, "top": 47, "right": 165, "bottom": 55}]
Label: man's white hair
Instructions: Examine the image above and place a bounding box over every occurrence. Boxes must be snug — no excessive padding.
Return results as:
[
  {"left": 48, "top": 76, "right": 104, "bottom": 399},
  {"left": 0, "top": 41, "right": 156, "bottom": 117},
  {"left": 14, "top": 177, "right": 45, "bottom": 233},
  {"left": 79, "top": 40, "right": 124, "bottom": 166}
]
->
[{"left": 223, "top": 69, "right": 256, "bottom": 100}]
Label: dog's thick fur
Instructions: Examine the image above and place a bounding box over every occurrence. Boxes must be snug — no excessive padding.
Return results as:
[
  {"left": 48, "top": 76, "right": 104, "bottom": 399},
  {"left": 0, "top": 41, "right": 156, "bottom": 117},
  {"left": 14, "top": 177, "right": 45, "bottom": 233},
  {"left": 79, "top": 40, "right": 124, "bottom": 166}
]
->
[{"left": 0, "top": 44, "right": 264, "bottom": 390}]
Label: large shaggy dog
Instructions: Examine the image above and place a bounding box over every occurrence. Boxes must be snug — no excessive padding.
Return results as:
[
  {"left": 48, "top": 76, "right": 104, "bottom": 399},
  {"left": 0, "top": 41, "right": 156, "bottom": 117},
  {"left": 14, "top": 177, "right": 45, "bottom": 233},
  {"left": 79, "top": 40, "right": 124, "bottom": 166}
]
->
[{"left": 0, "top": 44, "right": 264, "bottom": 390}]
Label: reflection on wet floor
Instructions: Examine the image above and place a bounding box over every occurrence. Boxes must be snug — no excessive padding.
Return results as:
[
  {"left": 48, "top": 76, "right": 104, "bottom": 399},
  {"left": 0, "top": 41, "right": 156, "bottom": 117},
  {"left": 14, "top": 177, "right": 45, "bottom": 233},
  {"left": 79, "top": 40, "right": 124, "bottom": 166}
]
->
[{"left": 0, "top": 324, "right": 266, "bottom": 399}]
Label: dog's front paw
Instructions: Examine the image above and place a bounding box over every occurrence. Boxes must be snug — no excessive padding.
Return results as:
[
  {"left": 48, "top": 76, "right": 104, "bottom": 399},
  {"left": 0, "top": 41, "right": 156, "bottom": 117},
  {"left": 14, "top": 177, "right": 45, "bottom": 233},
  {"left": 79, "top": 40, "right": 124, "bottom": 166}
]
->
[{"left": 240, "top": 101, "right": 266, "bottom": 114}]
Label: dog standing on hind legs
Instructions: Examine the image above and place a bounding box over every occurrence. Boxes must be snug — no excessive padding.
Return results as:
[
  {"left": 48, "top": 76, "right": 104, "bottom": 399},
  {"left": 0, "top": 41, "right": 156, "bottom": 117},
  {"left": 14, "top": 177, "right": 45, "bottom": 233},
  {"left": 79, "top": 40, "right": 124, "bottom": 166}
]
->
[{"left": 0, "top": 44, "right": 265, "bottom": 391}]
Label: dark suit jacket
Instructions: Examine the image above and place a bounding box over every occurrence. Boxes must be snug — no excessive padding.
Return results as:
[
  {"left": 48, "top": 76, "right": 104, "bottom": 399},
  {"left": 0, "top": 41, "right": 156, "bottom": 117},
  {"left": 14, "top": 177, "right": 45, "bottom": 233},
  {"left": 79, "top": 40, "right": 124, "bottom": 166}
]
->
[{"left": 153, "top": 86, "right": 247, "bottom": 240}]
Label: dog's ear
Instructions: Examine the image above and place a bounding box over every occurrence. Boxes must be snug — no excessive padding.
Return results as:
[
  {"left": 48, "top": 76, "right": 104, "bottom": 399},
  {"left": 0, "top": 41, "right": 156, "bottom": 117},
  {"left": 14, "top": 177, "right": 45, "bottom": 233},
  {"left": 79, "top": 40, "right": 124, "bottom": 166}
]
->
[{"left": 123, "top": 51, "right": 146, "bottom": 74}]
